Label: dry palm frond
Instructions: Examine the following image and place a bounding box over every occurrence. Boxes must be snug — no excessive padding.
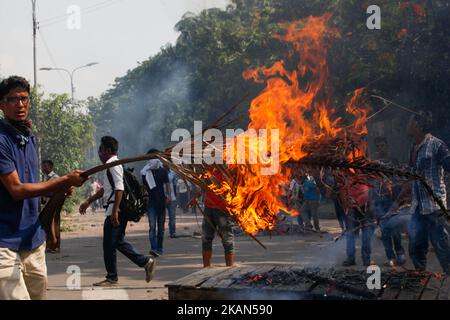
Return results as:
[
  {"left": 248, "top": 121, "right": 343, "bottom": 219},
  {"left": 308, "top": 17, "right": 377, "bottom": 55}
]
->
[
  {"left": 41, "top": 132, "right": 449, "bottom": 249},
  {"left": 293, "top": 155, "right": 448, "bottom": 217},
  {"left": 41, "top": 144, "right": 447, "bottom": 248},
  {"left": 40, "top": 97, "right": 448, "bottom": 249},
  {"left": 288, "top": 146, "right": 449, "bottom": 242}
]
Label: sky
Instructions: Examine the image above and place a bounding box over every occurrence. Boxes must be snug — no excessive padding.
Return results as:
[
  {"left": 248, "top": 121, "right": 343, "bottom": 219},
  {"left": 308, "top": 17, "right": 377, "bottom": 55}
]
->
[{"left": 0, "top": 0, "right": 228, "bottom": 99}]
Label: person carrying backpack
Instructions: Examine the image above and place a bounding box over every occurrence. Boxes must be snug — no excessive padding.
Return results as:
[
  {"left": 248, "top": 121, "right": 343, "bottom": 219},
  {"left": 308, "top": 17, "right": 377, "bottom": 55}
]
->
[{"left": 79, "top": 136, "right": 155, "bottom": 286}]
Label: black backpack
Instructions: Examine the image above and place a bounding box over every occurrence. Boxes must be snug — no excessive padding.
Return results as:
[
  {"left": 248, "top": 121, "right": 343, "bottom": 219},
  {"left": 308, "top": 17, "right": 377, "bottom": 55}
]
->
[{"left": 106, "top": 167, "right": 149, "bottom": 222}]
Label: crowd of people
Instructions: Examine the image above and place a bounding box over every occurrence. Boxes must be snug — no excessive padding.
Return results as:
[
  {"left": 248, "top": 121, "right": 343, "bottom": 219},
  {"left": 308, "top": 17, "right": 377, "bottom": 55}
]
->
[
  {"left": 1, "top": 75, "right": 450, "bottom": 300},
  {"left": 287, "top": 111, "right": 450, "bottom": 271}
]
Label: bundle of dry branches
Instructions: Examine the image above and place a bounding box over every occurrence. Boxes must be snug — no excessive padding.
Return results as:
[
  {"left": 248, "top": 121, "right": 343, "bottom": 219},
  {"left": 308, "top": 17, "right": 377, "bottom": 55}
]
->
[
  {"left": 40, "top": 112, "right": 448, "bottom": 249},
  {"left": 296, "top": 136, "right": 448, "bottom": 217}
]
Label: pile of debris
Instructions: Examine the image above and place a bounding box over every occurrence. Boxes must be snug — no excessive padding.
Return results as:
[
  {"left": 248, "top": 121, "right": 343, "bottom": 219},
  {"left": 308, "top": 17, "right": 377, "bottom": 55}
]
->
[{"left": 235, "top": 267, "right": 448, "bottom": 300}]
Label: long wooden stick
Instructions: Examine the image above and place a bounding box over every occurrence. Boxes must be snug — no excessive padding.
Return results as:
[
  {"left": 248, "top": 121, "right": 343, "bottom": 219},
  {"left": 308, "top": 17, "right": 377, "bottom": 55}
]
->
[
  {"left": 39, "top": 152, "right": 162, "bottom": 246},
  {"left": 81, "top": 152, "right": 160, "bottom": 177},
  {"left": 40, "top": 151, "right": 270, "bottom": 249}
]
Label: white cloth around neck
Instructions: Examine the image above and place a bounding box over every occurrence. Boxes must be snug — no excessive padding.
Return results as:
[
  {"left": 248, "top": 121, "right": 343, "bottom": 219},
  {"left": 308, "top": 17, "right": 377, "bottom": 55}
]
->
[{"left": 140, "top": 159, "right": 163, "bottom": 190}]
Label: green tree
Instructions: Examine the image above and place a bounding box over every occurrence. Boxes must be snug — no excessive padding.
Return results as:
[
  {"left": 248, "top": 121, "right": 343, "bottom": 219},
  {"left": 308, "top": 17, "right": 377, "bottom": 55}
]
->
[
  {"left": 29, "top": 90, "right": 95, "bottom": 212},
  {"left": 30, "top": 91, "right": 94, "bottom": 173},
  {"left": 88, "top": 0, "right": 450, "bottom": 158}
]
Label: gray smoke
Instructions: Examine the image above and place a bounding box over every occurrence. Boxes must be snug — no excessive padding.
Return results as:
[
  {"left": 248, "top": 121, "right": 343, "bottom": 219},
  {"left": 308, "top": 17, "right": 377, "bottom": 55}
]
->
[{"left": 109, "top": 62, "right": 191, "bottom": 171}]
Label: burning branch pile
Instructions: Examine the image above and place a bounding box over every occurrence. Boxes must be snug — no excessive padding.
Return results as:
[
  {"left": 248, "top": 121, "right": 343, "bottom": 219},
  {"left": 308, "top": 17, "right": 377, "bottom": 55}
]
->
[{"left": 41, "top": 14, "right": 448, "bottom": 247}]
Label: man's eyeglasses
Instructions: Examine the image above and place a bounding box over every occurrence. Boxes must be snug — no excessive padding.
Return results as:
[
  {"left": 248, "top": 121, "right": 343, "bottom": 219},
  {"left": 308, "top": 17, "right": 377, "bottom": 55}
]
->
[{"left": 3, "top": 96, "right": 30, "bottom": 104}]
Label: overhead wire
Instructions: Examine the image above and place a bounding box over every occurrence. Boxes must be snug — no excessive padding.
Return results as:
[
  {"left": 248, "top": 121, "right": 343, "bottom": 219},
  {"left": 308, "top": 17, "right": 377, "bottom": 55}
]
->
[
  {"left": 39, "top": 0, "right": 124, "bottom": 28},
  {"left": 38, "top": 29, "right": 70, "bottom": 86}
]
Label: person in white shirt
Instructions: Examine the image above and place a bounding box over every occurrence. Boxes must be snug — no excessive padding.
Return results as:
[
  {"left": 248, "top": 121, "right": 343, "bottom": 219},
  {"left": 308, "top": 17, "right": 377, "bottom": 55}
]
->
[
  {"left": 176, "top": 177, "right": 189, "bottom": 213},
  {"left": 79, "top": 136, "right": 155, "bottom": 286},
  {"left": 87, "top": 177, "right": 100, "bottom": 212}
]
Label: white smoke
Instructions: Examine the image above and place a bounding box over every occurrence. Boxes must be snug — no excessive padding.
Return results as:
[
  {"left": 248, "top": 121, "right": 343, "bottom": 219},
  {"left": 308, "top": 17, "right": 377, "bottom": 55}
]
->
[{"left": 109, "top": 62, "right": 191, "bottom": 169}]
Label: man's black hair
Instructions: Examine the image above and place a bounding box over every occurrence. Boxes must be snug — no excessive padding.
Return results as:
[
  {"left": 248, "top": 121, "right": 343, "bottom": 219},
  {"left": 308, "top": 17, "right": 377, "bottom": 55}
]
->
[
  {"left": 0, "top": 76, "right": 30, "bottom": 101},
  {"left": 147, "top": 148, "right": 159, "bottom": 154},
  {"left": 413, "top": 110, "right": 433, "bottom": 133},
  {"left": 42, "top": 160, "right": 54, "bottom": 168},
  {"left": 374, "top": 136, "right": 388, "bottom": 145},
  {"left": 100, "top": 136, "right": 119, "bottom": 154}
]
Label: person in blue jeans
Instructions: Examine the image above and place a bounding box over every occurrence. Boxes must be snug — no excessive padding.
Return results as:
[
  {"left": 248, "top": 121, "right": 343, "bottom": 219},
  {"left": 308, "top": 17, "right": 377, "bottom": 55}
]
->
[
  {"left": 369, "top": 136, "right": 406, "bottom": 267},
  {"left": 343, "top": 183, "right": 375, "bottom": 267},
  {"left": 344, "top": 208, "right": 375, "bottom": 266},
  {"left": 141, "top": 149, "right": 171, "bottom": 256},
  {"left": 391, "top": 112, "right": 450, "bottom": 274},
  {"left": 372, "top": 194, "right": 406, "bottom": 267},
  {"left": 165, "top": 168, "right": 178, "bottom": 238},
  {"left": 408, "top": 207, "right": 450, "bottom": 273},
  {"left": 300, "top": 174, "right": 321, "bottom": 232}
]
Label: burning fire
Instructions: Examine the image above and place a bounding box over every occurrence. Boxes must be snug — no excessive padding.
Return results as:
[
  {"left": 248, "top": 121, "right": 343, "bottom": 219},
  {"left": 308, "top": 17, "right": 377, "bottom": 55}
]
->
[
  {"left": 246, "top": 273, "right": 272, "bottom": 285},
  {"left": 209, "top": 14, "right": 369, "bottom": 235}
]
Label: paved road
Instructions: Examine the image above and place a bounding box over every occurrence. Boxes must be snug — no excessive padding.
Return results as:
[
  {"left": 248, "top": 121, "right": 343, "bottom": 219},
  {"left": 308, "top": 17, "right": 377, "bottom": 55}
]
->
[{"left": 45, "top": 209, "right": 443, "bottom": 300}]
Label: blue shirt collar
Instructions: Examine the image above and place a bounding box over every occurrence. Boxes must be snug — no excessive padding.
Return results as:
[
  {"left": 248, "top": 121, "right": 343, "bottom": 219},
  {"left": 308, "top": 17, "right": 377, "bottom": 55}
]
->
[{"left": 0, "top": 119, "right": 34, "bottom": 146}]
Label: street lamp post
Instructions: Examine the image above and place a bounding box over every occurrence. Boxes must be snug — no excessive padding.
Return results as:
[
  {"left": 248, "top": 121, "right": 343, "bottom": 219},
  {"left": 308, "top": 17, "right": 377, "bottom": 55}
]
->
[{"left": 40, "top": 62, "right": 99, "bottom": 100}]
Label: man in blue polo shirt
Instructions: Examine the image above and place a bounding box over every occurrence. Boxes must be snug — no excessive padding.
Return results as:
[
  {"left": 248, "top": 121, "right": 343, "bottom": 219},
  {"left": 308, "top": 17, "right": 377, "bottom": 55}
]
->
[{"left": 0, "top": 76, "right": 86, "bottom": 300}]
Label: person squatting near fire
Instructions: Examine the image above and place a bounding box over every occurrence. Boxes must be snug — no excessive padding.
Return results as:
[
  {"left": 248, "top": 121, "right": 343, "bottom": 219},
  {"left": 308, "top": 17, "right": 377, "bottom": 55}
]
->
[
  {"left": 79, "top": 136, "right": 155, "bottom": 286},
  {"left": 391, "top": 111, "right": 450, "bottom": 274},
  {"left": 41, "top": 160, "right": 61, "bottom": 254},
  {"left": 369, "top": 137, "right": 407, "bottom": 268},
  {"left": 202, "top": 170, "right": 235, "bottom": 267},
  {"left": 0, "top": 76, "right": 87, "bottom": 300},
  {"left": 141, "top": 149, "right": 171, "bottom": 257}
]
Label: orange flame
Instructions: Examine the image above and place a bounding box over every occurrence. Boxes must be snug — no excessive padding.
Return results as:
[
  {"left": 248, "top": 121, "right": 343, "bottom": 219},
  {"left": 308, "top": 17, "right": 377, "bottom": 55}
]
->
[{"left": 212, "top": 14, "right": 369, "bottom": 236}]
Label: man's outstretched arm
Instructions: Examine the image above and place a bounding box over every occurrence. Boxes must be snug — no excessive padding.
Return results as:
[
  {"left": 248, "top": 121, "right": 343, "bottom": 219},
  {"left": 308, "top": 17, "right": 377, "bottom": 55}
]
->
[
  {"left": 0, "top": 169, "right": 86, "bottom": 201},
  {"left": 79, "top": 188, "right": 104, "bottom": 214}
]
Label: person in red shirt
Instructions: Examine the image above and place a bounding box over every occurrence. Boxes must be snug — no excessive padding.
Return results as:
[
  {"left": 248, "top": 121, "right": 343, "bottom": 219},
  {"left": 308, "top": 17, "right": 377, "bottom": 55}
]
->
[
  {"left": 202, "top": 171, "right": 235, "bottom": 267},
  {"left": 343, "top": 182, "right": 376, "bottom": 267}
]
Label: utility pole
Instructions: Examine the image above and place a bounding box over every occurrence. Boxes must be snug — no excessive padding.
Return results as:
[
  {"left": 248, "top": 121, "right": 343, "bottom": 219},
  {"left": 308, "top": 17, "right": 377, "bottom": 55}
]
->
[
  {"left": 31, "top": 0, "right": 38, "bottom": 89},
  {"left": 31, "top": 0, "right": 42, "bottom": 189}
]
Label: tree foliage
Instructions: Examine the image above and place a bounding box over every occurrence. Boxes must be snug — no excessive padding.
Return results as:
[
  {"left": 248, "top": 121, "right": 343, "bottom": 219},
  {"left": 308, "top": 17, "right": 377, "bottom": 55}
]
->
[
  {"left": 89, "top": 0, "right": 450, "bottom": 158},
  {"left": 30, "top": 91, "right": 95, "bottom": 173}
]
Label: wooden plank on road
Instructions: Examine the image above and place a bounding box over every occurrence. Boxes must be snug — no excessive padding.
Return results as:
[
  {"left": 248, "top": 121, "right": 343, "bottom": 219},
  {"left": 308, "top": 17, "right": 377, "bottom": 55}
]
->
[{"left": 166, "top": 267, "right": 228, "bottom": 288}]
